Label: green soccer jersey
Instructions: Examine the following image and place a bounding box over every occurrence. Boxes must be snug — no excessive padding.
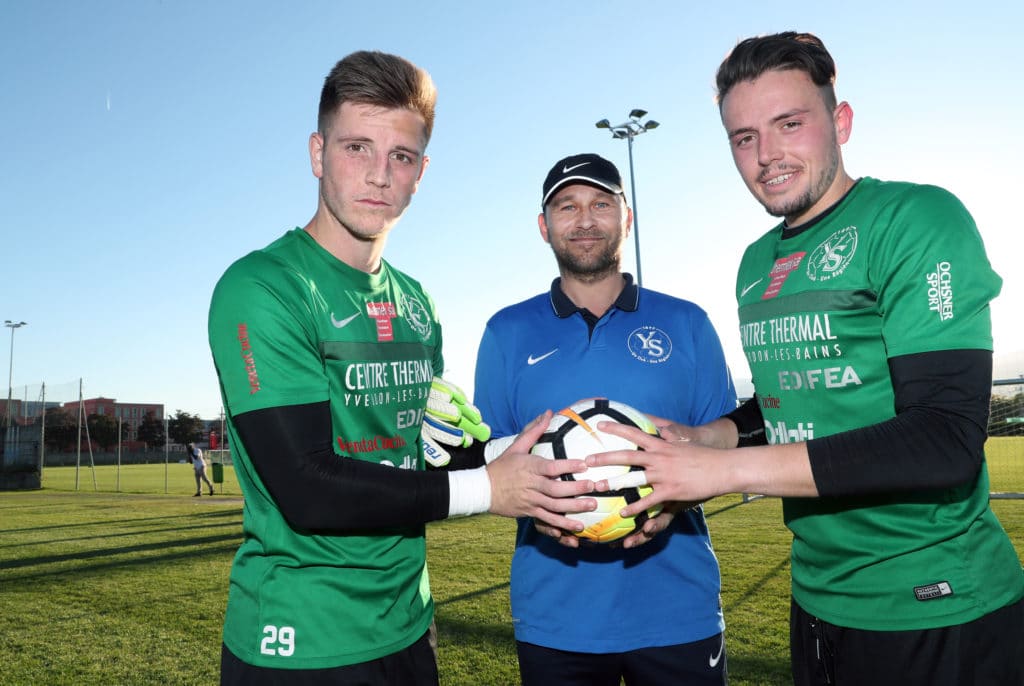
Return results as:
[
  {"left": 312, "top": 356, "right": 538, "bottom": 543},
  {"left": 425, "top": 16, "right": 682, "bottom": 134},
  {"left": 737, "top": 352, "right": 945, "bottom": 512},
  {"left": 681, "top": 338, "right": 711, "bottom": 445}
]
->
[
  {"left": 735, "top": 178, "right": 1023, "bottom": 630},
  {"left": 208, "top": 228, "right": 443, "bottom": 668}
]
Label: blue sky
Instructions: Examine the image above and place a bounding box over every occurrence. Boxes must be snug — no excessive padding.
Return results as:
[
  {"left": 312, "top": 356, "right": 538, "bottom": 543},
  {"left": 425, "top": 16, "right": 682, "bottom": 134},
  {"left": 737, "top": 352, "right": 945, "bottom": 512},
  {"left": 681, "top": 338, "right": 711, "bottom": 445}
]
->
[{"left": 3, "top": 1, "right": 1022, "bottom": 418}]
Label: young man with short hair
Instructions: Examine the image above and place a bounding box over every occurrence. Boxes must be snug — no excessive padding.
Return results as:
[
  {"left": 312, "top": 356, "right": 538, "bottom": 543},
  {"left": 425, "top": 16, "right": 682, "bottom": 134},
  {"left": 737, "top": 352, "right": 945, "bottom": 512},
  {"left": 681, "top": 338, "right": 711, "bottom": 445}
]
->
[
  {"left": 587, "top": 32, "right": 1023, "bottom": 685},
  {"left": 209, "top": 50, "right": 595, "bottom": 685}
]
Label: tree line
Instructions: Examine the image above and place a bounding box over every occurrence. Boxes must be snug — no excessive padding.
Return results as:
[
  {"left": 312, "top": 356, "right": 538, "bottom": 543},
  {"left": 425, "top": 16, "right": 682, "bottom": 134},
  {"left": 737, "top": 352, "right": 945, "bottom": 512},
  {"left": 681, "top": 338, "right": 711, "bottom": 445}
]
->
[
  {"left": 11, "top": 409, "right": 209, "bottom": 452},
  {"left": 3, "top": 392, "right": 1023, "bottom": 451}
]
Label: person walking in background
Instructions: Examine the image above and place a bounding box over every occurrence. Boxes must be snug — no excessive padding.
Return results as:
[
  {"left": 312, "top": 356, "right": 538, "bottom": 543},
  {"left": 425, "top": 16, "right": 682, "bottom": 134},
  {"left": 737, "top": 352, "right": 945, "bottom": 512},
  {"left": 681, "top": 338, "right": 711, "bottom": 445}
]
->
[
  {"left": 188, "top": 442, "right": 214, "bottom": 497},
  {"left": 473, "top": 153, "right": 737, "bottom": 685},
  {"left": 586, "top": 31, "right": 1024, "bottom": 685},
  {"left": 208, "top": 50, "right": 596, "bottom": 685}
]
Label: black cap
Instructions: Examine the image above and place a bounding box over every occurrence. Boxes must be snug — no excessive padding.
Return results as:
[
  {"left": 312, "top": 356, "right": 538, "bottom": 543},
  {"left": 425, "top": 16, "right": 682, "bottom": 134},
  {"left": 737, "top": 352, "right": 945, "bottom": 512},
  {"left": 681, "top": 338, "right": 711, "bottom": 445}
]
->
[{"left": 541, "top": 153, "right": 624, "bottom": 208}]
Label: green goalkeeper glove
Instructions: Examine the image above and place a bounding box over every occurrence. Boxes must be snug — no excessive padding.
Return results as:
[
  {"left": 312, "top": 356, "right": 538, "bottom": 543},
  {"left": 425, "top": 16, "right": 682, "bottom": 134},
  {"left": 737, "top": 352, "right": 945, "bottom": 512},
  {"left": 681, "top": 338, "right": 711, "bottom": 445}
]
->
[{"left": 422, "top": 376, "right": 491, "bottom": 468}]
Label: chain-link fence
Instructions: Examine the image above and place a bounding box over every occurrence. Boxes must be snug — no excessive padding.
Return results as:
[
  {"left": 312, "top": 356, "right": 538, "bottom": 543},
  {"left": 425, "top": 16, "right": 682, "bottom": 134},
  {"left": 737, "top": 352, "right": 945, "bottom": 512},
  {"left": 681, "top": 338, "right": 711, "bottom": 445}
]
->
[
  {"left": 4, "top": 376, "right": 1023, "bottom": 497},
  {"left": 989, "top": 378, "right": 1024, "bottom": 497},
  {"left": 0, "top": 379, "right": 233, "bottom": 493}
]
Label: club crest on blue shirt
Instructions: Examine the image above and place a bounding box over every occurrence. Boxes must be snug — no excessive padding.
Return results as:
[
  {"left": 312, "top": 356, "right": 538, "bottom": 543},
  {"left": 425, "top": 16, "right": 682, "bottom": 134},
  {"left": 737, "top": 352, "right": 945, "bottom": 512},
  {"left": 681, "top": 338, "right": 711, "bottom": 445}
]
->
[{"left": 627, "top": 326, "right": 672, "bottom": 364}]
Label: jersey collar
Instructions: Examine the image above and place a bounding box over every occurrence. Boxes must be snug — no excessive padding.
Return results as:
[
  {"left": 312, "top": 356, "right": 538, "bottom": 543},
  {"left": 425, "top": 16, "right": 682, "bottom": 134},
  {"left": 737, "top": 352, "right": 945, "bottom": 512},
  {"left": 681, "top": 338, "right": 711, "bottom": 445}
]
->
[
  {"left": 781, "top": 177, "right": 862, "bottom": 239},
  {"left": 548, "top": 273, "right": 639, "bottom": 319}
]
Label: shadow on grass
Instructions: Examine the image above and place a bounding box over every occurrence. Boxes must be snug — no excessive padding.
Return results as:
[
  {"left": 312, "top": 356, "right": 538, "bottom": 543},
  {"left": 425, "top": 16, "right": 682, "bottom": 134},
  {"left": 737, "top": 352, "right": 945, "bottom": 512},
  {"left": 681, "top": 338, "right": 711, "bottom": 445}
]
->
[
  {"left": 435, "top": 581, "right": 510, "bottom": 608},
  {"left": 0, "top": 516, "right": 242, "bottom": 552},
  {"left": 0, "top": 532, "right": 241, "bottom": 580},
  {"left": 705, "top": 497, "right": 763, "bottom": 519},
  {"left": 723, "top": 556, "right": 790, "bottom": 615},
  {"left": 434, "top": 610, "right": 514, "bottom": 646},
  {"left": 0, "top": 500, "right": 76, "bottom": 512},
  {"left": 0, "top": 505, "right": 240, "bottom": 536}
]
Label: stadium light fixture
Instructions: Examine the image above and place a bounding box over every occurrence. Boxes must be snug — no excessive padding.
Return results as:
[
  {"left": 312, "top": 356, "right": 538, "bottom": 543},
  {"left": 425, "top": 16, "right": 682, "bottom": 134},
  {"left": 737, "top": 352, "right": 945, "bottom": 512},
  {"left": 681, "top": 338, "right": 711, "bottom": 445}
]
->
[
  {"left": 594, "top": 109, "right": 660, "bottom": 287},
  {"left": 4, "top": 320, "right": 27, "bottom": 431}
]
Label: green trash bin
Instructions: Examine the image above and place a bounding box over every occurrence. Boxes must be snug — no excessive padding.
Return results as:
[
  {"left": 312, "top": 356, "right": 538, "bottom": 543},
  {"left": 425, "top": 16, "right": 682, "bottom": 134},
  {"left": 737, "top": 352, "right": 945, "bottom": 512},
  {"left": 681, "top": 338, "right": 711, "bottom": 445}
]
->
[{"left": 211, "top": 462, "right": 224, "bottom": 484}]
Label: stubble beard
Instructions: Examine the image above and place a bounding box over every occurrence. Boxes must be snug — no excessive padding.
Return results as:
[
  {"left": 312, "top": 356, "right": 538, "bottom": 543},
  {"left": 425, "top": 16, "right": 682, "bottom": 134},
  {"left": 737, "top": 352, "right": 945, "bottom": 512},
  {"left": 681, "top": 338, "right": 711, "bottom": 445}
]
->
[
  {"left": 321, "top": 187, "right": 398, "bottom": 244},
  {"left": 552, "top": 238, "right": 621, "bottom": 284},
  {"left": 761, "top": 140, "right": 840, "bottom": 222}
]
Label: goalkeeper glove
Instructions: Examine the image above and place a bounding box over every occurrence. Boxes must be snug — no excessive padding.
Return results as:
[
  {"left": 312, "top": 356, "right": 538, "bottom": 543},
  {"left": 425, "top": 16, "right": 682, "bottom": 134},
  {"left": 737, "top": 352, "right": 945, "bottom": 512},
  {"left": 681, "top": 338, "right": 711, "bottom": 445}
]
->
[{"left": 422, "top": 376, "right": 491, "bottom": 468}]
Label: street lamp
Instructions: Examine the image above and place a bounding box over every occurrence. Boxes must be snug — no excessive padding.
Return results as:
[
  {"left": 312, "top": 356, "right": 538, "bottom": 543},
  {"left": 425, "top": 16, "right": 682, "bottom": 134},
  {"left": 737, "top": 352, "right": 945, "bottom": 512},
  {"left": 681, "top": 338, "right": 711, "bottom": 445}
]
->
[
  {"left": 4, "top": 320, "right": 27, "bottom": 431},
  {"left": 595, "top": 109, "right": 659, "bottom": 287}
]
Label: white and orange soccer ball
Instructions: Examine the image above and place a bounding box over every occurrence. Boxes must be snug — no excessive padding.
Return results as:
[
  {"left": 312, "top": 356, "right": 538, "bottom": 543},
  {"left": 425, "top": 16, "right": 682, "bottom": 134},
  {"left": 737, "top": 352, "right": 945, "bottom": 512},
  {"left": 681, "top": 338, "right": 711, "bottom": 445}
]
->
[{"left": 531, "top": 398, "right": 661, "bottom": 543}]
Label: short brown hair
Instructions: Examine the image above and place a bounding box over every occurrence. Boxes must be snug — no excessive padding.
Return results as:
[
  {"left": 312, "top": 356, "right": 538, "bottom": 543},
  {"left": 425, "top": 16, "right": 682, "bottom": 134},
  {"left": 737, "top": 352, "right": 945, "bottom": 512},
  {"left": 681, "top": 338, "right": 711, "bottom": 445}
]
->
[
  {"left": 716, "top": 32, "right": 837, "bottom": 110},
  {"left": 317, "top": 51, "right": 437, "bottom": 142}
]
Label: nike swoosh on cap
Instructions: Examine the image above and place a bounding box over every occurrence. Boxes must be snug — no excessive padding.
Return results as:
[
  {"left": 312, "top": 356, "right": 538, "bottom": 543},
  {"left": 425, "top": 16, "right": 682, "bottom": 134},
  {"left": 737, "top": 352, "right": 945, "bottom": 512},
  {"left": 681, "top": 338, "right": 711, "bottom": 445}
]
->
[
  {"left": 527, "top": 349, "right": 558, "bottom": 365},
  {"left": 562, "top": 162, "right": 590, "bottom": 173}
]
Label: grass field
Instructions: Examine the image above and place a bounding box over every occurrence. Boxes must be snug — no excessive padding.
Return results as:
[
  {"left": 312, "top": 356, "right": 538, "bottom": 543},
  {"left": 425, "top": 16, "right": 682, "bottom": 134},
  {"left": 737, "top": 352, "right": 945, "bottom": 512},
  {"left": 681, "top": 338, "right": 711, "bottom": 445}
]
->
[
  {"left": 986, "top": 436, "right": 1024, "bottom": 493},
  {"left": 1, "top": 464, "right": 1021, "bottom": 685}
]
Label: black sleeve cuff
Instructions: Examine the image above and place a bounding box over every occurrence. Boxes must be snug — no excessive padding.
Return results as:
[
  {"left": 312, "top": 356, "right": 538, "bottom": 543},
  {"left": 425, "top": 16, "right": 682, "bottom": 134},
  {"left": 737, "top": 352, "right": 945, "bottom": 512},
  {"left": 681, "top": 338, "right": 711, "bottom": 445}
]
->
[{"left": 725, "top": 396, "right": 768, "bottom": 447}]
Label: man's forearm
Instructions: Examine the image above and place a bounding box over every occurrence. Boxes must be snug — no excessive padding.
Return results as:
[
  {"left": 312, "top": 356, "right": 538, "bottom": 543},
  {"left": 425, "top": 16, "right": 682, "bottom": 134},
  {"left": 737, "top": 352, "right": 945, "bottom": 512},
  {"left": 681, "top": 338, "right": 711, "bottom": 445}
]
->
[
  {"left": 723, "top": 442, "right": 819, "bottom": 497},
  {"left": 693, "top": 416, "right": 741, "bottom": 450}
]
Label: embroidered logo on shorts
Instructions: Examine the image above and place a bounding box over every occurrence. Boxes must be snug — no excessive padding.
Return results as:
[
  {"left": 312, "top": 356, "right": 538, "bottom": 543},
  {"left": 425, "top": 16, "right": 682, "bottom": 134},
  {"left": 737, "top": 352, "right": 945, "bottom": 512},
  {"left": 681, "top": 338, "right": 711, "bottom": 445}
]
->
[
  {"left": 400, "top": 294, "right": 432, "bottom": 341},
  {"left": 806, "top": 226, "right": 857, "bottom": 282},
  {"left": 914, "top": 581, "right": 954, "bottom": 601},
  {"left": 628, "top": 326, "right": 672, "bottom": 364}
]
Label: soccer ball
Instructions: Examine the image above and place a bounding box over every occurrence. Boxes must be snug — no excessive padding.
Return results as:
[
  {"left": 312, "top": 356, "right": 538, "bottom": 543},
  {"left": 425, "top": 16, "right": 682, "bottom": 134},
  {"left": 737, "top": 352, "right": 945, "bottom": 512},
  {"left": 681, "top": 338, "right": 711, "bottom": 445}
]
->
[{"left": 531, "top": 398, "right": 662, "bottom": 543}]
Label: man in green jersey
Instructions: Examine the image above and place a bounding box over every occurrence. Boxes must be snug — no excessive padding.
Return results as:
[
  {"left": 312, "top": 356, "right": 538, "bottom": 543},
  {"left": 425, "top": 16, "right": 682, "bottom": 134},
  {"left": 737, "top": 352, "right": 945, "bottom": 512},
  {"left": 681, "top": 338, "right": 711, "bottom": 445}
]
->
[
  {"left": 208, "top": 51, "right": 595, "bottom": 685},
  {"left": 586, "top": 32, "right": 1023, "bottom": 685}
]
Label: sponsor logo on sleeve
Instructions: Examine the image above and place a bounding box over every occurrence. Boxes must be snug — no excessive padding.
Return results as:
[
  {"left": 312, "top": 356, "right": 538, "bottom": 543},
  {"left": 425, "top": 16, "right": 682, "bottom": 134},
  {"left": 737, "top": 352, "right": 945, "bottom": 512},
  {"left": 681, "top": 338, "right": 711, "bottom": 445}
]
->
[
  {"left": 237, "top": 323, "right": 261, "bottom": 394},
  {"left": 926, "top": 262, "right": 954, "bottom": 321}
]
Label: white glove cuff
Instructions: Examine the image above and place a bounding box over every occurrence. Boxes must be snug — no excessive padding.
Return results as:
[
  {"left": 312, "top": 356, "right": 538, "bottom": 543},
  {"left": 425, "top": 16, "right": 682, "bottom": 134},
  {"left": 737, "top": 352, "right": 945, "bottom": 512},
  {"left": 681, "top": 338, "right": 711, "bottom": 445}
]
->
[{"left": 447, "top": 466, "right": 491, "bottom": 517}]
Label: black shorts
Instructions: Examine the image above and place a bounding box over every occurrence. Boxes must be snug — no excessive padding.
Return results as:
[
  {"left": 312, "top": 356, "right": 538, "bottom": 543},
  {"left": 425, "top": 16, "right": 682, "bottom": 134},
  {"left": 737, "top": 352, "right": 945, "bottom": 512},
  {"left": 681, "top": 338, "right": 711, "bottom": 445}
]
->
[
  {"left": 516, "top": 633, "right": 727, "bottom": 686},
  {"left": 220, "top": 627, "right": 438, "bottom": 686},
  {"left": 790, "top": 596, "right": 1024, "bottom": 686}
]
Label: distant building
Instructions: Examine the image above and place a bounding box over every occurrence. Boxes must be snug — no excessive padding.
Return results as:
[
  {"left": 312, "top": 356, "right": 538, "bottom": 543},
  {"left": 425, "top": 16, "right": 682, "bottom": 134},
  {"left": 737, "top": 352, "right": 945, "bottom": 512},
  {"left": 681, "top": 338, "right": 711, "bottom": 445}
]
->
[
  {"left": 60, "top": 397, "right": 165, "bottom": 443},
  {"left": 0, "top": 398, "right": 61, "bottom": 426}
]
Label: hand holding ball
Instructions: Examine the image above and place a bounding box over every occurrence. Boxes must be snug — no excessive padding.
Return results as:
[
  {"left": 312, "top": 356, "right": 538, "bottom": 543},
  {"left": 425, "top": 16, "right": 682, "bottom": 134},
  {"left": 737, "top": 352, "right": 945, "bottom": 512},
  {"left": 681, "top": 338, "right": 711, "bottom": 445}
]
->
[{"left": 531, "top": 398, "right": 661, "bottom": 543}]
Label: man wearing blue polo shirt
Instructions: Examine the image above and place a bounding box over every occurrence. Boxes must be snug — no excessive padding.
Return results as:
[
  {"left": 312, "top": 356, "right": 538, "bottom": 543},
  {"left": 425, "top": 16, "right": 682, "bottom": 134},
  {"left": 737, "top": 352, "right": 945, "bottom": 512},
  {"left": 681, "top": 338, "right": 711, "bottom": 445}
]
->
[{"left": 473, "top": 153, "right": 738, "bottom": 685}]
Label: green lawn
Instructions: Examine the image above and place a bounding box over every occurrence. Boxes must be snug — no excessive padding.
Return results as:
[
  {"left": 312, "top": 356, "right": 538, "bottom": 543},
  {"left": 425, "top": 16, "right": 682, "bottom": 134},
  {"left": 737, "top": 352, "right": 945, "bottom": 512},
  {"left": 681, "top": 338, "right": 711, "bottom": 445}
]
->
[
  {"left": 986, "top": 436, "right": 1024, "bottom": 493},
  {"left": 40, "top": 460, "right": 243, "bottom": 497},
  {"left": 0, "top": 464, "right": 1020, "bottom": 685}
]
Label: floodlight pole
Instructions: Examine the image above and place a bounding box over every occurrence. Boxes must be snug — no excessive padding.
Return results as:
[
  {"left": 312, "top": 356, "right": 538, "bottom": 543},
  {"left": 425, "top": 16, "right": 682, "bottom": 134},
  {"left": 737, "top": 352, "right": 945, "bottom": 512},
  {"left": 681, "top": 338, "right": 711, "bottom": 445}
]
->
[
  {"left": 4, "top": 320, "right": 27, "bottom": 431},
  {"left": 164, "top": 411, "right": 170, "bottom": 494},
  {"left": 595, "top": 110, "right": 659, "bottom": 287}
]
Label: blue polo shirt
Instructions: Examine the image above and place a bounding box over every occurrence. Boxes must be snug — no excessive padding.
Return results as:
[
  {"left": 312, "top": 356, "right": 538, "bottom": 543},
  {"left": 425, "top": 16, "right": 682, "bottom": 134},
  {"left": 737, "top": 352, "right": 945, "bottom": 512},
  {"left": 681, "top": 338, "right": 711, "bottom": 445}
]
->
[{"left": 474, "top": 275, "right": 737, "bottom": 651}]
